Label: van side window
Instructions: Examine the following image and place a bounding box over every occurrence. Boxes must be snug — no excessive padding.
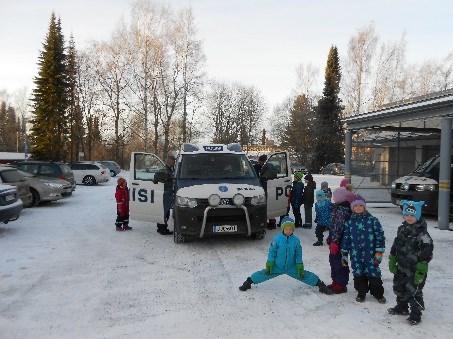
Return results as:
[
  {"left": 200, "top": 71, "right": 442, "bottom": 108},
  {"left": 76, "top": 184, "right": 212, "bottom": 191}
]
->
[
  {"left": 265, "top": 153, "right": 288, "bottom": 178},
  {"left": 134, "top": 153, "right": 165, "bottom": 181}
]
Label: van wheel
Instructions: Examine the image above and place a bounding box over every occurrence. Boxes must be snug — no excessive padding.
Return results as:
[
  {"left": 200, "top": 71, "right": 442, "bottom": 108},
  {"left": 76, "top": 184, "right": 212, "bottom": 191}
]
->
[
  {"left": 30, "top": 188, "right": 40, "bottom": 206},
  {"left": 174, "top": 230, "right": 185, "bottom": 244},
  {"left": 82, "top": 175, "right": 96, "bottom": 186},
  {"left": 251, "top": 230, "right": 266, "bottom": 240}
]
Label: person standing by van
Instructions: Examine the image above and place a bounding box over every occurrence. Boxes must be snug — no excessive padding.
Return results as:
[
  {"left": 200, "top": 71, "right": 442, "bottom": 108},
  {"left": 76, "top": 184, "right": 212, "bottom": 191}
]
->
[
  {"left": 302, "top": 174, "right": 316, "bottom": 228},
  {"left": 156, "top": 155, "right": 176, "bottom": 235}
]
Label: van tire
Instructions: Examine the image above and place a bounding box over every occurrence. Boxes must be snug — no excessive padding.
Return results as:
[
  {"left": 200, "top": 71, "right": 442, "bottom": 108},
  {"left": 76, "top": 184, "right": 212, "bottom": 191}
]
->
[
  {"left": 30, "top": 188, "right": 40, "bottom": 206},
  {"left": 82, "top": 175, "right": 96, "bottom": 186},
  {"left": 173, "top": 230, "right": 186, "bottom": 244}
]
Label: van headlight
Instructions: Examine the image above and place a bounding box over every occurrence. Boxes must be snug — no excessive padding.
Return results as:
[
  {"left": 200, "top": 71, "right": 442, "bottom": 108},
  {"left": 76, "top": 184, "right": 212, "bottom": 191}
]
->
[
  {"left": 176, "top": 196, "right": 198, "bottom": 208},
  {"left": 391, "top": 182, "right": 396, "bottom": 189},
  {"left": 233, "top": 193, "right": 245, "bottom": 206},
  {"left": 415, "top": 184, "right": 437, "bottom": 192},
  {"left": 251, "top": 194, "right": 266, "bottom": 206},
  {"left": 208, "top": 194, "right": 220, "bottom": 206}
]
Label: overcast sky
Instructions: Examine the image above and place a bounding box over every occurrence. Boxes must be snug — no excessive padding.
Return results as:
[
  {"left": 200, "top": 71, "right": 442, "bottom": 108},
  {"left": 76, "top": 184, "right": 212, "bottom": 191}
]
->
[{"left": 1, "top": 0, "right": 452, "bottom": 109}]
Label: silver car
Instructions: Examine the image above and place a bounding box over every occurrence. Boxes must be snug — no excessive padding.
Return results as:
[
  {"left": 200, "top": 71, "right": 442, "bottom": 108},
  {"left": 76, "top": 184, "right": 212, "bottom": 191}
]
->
[
  {"left": 18, "top": 170, "right": 69, "bottom": 206},
  {"left": 0, "top": 184, "right": 23, "bottom": 224}
]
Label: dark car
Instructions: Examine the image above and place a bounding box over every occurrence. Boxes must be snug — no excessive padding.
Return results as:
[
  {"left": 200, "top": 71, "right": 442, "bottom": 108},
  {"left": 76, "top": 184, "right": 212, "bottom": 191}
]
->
[
  {"left": 0, "top": 166, "right": 33, "bottom": 207},
  {"left": 15, "top": 161, "right": 76, "bottom": 196},
  {"left": 320, "top": 163, "right": 345, "bottom": 176},
  {"left": 0, "top": 184, "right": 23, "bottom": 224},
  {"left": 99, "top": 161, "right": 121, "bottom": 177}
]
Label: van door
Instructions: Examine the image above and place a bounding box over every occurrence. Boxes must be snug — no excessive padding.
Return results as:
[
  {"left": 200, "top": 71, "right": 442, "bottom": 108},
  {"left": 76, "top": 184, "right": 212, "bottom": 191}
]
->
[
  {"left": 129, "top": 152, "right": 166, "bottom": 224},
  {"left": 265, "top": 152, "right": 292, "bottom": 218}
]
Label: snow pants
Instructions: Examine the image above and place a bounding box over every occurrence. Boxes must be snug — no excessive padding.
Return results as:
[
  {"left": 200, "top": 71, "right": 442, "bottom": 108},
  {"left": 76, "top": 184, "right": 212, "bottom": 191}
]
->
[
  {"left": 291, "top": 203, "right": 302, "bottom": 227},
  {"left": 393, "top": 270, "right": 426, "bottom": 320},
  {"left": 251, "top": 269, "right": 320, "bottom": 287},
  {"left": 315, "top": 224, "right": 328, "bottom": 242},
  {"left": 115, "top": 213, "right": 129, "bottom": 228},
  {"left": 354, "top": 275, "right": 384, "bottom": 298},
  {"left": 329, "top": 253, "right": 349, "bottom": 287},
  {"left": 304, "top": 204, "right": 313, "bottom": 226}
]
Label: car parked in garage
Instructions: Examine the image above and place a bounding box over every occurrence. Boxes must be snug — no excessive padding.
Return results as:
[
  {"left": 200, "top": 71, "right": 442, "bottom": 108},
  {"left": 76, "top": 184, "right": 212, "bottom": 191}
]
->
[
  {"left": 70, "top": 162, "right": 110, "bottom": 186},
  {"left": 18, "top": 170, "right": 69, "bottom": 206},
  {"left": 0, "top": 166, "right": 33, "bottom": 207},
  {"left": 99, "top": 161, "right": 121, "bottom": 177},
  {"left": 0, "top": 184, "right": 23, "bottom": 224},
  {"left": 15, "top": 161, "right": 76, "bottom": 196}
]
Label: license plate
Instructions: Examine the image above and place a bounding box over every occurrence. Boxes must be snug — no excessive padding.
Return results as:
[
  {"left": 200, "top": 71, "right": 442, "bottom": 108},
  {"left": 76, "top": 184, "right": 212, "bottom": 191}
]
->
[
  {"left": 213, "top": 225, "right": 237, "bottom": 233},
  {"left": 5, "top": 194, "right": 14, "bottom": 201}
]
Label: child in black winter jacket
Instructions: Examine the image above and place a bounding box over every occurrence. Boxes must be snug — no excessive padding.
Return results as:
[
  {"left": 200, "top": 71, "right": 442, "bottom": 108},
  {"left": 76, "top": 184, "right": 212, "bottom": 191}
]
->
[{"left": 302, "top": 174, "right": 316, "bottom": 228}]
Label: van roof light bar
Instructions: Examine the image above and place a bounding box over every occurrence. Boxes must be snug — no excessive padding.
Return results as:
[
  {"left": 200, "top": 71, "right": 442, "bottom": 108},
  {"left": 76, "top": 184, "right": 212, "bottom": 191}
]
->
[
  {"left": 182, "top": 143, "right": 199, "bottom": 152},
  {"left": 226, "top": 143, "right": 242, "bottom": 152}
]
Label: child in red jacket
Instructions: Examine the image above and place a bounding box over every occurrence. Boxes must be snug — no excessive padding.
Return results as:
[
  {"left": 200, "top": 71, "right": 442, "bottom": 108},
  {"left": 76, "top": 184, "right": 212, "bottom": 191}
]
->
[{"left": 115, "top": 177, "right": 132, "bottom": 231}]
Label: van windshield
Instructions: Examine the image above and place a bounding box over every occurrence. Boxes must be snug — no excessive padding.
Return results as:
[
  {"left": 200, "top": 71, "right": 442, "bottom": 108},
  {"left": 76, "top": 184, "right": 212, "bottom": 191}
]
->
[{"left": 179, "top": 153, "right": 257, "bottom": 179}]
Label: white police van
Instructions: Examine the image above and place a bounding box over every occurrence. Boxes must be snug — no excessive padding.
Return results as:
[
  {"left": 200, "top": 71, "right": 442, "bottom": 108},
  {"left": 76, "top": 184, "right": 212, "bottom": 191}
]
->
[{"left": 129, "top": 143, "right": 292, "bottom": 243}]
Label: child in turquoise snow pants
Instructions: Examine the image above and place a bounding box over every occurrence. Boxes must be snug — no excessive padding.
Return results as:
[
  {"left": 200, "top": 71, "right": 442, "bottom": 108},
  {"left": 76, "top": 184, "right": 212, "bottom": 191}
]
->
[{"left": 239, "top": 216, "right": 332, "bottom": 294}]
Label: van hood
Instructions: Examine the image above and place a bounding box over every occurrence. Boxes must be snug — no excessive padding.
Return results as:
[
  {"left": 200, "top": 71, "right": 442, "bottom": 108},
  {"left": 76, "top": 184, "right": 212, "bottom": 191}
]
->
[
  {"left": 394, "top": 175, "right": 437, "bottom": 185},
  {"left": 176, "top": 183, "right": 265, "bottom": 198}
]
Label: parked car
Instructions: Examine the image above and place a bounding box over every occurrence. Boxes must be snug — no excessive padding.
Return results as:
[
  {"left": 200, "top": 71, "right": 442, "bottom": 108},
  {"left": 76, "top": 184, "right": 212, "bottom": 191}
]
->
[
  {"left": 15, "top": 161, "right": 76, "bottom": 196},
  {"left": 99, "top": 161, "right": 121, "bottom": 177},
  {"left": 0, "top": 184, "right": 23, "bottom": 224},
  {"left": 18, "top": 170, "right": 69, "bottom": 206},
  {"left": 0, "top": 166, "right": 33, "bottom": 207},
  {"left": 291, "top": 163, "right": 308, "bottom": 174},
  {"left": 70, "top": 162, "right": 110, "bottom": 185},
  {"left": 320, "top": 163, "right": 345, "bottom": 176}
]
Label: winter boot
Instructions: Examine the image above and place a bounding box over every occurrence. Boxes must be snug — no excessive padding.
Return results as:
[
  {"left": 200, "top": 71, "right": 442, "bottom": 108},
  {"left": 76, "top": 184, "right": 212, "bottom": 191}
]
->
[
  {"left": 356, "top": 294, "right": 366, "bottom": 302},
  {"left": 239, "top": 277, "right": 253, "bottom": 291},
  {"left": 407, "top": 313, "right": 421, "bottom": 325},
  {"left": 388, "top": 304, "right": 409, "bottom": 316},
  {"left": 317, "top": 280, "right": 333, "bottom": 295},
  {"left": 327, "top": 282, "right": 347, "bottom": 294},
  {"left": 160, "top": 227, "right": 173, "bottom": 235},
  {"left": 313, "top": 240, "right": 323, "bottom": 246},
  {"left": 123, "top": 225, "right": 133, "bottom": 231},
  {"left": 116, "top": 225, "right": 124, "bottom": 232},
  {"left": 302, "top": 223, "right": 312, "bottom": 229},
  {"left": 376, "top": 296, "right": 387, "bottom": 304},
  {"left": 267, "top": 219, "right": 276, "bottom": 230}
]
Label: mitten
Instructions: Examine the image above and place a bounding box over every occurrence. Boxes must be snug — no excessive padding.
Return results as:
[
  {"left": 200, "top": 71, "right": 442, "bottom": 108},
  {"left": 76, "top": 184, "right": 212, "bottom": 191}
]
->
[
  {"left": 296, "top": 263, "right": 304, "bottom": 278},
  {"left": 329, "top": 242, "right": 340, "bottom": 255},
  {"left": 340, "top": 251, "right": 349, "bottom": 267},
  {"left": 414, "top": 261, "right": 428, "bottom": 285},
  {"left": 265, "top": 261, "right": 274, "bottom": 275},
  {"left": 374, "top": 252, "right": 383, "bottom": 266},
  {"left": 388, "top": 255, "right": 398, "bottom": 274}
]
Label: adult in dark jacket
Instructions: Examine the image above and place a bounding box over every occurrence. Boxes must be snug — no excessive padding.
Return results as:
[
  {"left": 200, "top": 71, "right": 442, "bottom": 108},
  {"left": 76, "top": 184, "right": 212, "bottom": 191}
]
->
[
  {"left": 388, "top": 200, "right": 433, "bottom": 325},
  {"left": 302, "top": 173, "right": 316, "bottom": 228},
  {"left": 155, "top": 155, "right": 176, "bottom": 235},
  {"left": 253, "top": 154, "right": 267, "bottom": 179}
]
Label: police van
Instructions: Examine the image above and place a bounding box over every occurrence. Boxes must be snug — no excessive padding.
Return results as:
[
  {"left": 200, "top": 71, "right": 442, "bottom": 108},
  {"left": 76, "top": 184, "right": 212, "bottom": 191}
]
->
[
  {"left": 129, "top": 143, "right": 292, "bottom": 243},
  {"left": 391, "top": 154, "right": 453, "bottom": 214}
]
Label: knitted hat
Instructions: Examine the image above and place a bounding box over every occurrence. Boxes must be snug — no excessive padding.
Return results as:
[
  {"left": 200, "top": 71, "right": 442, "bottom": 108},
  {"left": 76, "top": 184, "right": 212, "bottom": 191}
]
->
[
  {"left": 117, "top": 177, "right": 127, "bottom": 186},
  {"left": 316, "top": 189, "right": 327, "bottom": 202},
  {"left": 304, "top": 173, "right": 313, "bottom": 181},
  {"left": 351, "top": 198, "right": 366, "bottom": 209},
  {"left": 294, "top": 171, "right": 304, "bottom": 181},
  {"left": 321, "top": 181, "right": 329, "bottom": 190},
  {"left": 280, "top": 216, "right": 295, "bottom": 231},
  {"left": 401, "top": 200, "right": 425, "bottom": 221},
  {"left": 332, "top": 187, "right": 354, "bottom": 204},
  {"left": 340, "top": 178, "right": 349, "bottom": 187}
]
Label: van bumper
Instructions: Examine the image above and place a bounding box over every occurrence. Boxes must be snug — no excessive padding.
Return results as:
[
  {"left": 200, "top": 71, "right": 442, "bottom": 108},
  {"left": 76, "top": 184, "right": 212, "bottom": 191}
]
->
[
  {"left": 391, "top": 189, "right": 438, "bottom": 213},
  {"left": 174, "top": 204, "right": 267, "bottom": 238}
]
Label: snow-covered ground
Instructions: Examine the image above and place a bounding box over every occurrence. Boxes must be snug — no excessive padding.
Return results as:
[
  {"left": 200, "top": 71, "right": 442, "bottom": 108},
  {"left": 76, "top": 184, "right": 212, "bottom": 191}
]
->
[{"left": 1, "top": 174, "right": 453, "bottom": 339}]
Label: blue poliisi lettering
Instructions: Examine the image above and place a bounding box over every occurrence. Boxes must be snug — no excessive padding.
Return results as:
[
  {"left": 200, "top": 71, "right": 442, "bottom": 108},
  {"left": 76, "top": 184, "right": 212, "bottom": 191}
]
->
[{"left": 138, "top": 188, "right": 148, "bottom": 202}]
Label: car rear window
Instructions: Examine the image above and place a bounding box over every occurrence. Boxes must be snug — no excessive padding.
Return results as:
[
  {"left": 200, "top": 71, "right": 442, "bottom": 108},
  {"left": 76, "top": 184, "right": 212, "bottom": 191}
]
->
[
  {"left": 0, "top": 169, "right": 24, "bottom": 182},
  {"left": 40, "top": 165, "right": 58, "bottom": 176},
  {"left": 18, "top": 163, "right": 39, "bottom": 174},
  {"left": 87, "top": 164, "right": 100, "bottom": 170},
  {"left": 60, "top": 164, "right": 72, "bottom": 174}
]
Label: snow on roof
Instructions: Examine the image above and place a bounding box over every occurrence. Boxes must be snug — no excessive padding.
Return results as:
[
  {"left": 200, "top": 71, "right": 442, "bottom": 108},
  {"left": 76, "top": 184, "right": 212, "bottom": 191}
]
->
[{"left": 0, "top": 152, "right": 29, "bottom": 160}]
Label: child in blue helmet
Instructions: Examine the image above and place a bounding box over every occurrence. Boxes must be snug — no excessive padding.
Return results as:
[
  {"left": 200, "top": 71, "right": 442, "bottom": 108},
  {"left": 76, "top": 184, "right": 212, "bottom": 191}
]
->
[
  {"left": 239, "top": 216, "right": 332, "bottom": 294},
  {"left": 388, "top": 200, "right": 433, "bottom": 325},
  {"left": 313, "top": 189, "right": 333, "bottom": 246}
]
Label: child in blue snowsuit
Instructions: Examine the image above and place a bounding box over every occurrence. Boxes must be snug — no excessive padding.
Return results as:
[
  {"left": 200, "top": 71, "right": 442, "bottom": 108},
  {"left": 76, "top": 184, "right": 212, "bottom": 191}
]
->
[
  {"left": 313, "top": 189, "right": 333, "bottom": 246},
  {"left": 341, "top": 198, "right": 386, "bottom": 303},
  {"left": 239, "top": 217, "right": 332, "bottom": 294},
  {"left": 291, "top": 171, "right": 304, "bottom": 228}
]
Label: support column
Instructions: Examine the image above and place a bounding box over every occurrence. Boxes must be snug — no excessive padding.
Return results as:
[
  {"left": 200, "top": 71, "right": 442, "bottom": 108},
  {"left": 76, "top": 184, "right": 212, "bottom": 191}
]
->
[
  {"left": 438, "top": 118, "right": 452, "bottom": 230},
  {"left": 345, "top": 130, "right": 352, "bottom": 183}
]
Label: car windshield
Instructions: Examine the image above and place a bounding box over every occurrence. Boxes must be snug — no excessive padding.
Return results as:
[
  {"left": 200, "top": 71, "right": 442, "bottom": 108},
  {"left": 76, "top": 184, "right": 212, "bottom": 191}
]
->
[
  {"left": 179, "top": 153, "right": 257, "bottom": 179},
  {"left": 0, "top": 169, "right": 25, "bottom": 182}
]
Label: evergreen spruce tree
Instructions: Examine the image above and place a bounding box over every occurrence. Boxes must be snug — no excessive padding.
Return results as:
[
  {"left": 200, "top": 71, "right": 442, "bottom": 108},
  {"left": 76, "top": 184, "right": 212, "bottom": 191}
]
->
[
  {"left": 285, "top": 95, "right": 316, "bottom": 168},
  {"left": 30, "top": 13, "right": 69, "bottom": 160},
  {"left": 66, "top": 35, "right": 85, "bottom": 161},
  {"left": 313, "top": 46, "right": 344, "bottom": 171},
  {"left": 0, "top": 101, "right": 7, "bottom": 151}
]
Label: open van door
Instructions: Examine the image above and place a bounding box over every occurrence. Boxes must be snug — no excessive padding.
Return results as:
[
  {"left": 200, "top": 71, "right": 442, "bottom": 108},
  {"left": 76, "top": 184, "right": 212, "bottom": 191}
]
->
[
  {"left": 129, "top": 152, "right": 166, "bottom": 224},
  {"left": 264, "top": 152, "right": 292, "bottom": 219}
]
